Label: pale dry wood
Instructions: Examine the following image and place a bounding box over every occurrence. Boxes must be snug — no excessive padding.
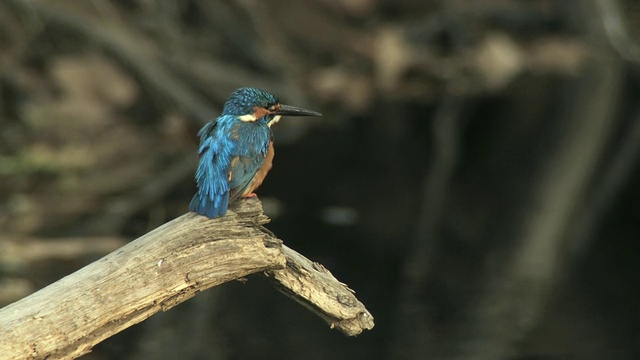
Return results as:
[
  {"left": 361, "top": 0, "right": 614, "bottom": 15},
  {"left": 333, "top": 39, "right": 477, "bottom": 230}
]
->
[
  {"left": 267, "top": 246, "right": 375, "bottom": 336},
  {"left": 0, "top": 198, "right": 374, "bottom": 359}
]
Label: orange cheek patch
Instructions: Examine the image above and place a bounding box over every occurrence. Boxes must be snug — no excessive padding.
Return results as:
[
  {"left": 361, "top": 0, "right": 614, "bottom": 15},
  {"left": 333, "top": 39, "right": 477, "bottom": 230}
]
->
[{"left": 252, "top": 106, "right": 270, "bottom": 120}]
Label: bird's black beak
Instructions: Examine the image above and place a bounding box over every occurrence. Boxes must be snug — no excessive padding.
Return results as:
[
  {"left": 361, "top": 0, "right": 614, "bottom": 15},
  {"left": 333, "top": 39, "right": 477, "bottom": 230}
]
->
[{"left": 274, "top": 104, "right": 322, "bottom": 117}]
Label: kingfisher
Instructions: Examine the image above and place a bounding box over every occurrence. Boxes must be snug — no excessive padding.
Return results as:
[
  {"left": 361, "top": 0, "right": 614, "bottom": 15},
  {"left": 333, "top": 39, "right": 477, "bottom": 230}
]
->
[{"left": 189, "top": 87, "right": 322, "bottom": 218}]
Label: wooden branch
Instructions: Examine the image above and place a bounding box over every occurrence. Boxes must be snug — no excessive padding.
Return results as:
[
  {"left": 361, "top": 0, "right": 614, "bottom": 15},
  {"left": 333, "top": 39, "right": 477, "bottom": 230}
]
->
[
  {"left": 267, "top": 246, "right": 375, "bottom": 336},
  {"left": 0, "top": 198, "right": 374, "bottom": 359}
]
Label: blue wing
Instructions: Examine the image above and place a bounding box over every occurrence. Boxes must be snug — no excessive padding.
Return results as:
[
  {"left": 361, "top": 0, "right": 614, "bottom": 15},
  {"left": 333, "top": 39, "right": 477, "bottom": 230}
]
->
[
  {"left": 189, "top": 117, "right": 272, "bottom": 218},
  {"left": 227, "top": 121, "right": 272, "bottom": 202},
  {"left": 228, "top": 154, "right": 266, "bottom": 202},
  {"left": 189, "top": 119, "right": 234, "bottom": 218}
]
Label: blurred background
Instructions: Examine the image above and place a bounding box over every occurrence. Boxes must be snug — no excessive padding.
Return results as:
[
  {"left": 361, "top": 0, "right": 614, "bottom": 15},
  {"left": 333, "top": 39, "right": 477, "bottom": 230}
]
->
[{"left": 1, "top": 0, "right": 639, "bottom": 359}]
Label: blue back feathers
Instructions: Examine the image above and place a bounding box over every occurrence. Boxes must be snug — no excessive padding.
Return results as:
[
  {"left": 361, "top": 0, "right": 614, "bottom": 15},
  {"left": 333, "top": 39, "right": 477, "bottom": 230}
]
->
[{"left": 189, "top": 88, "right": 276, "bottom": 218}]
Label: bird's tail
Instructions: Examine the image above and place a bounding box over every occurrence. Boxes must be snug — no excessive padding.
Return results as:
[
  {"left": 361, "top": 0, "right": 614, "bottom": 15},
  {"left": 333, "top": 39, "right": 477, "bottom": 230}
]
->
[{"left": 189, "top": 192, "right": 229, "bottom": 218}]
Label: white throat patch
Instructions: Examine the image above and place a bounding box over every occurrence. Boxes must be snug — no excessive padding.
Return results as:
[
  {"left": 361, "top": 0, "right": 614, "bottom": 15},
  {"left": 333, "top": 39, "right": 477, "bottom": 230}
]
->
[{"left": 268, "top": 115, "right": 281, "bottom": 127}]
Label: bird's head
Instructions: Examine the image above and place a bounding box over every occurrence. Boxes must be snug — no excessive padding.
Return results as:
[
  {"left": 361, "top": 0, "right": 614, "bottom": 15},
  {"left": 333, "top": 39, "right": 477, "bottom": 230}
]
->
[{"left": 222, "top": 87, "right": 321, "bottom": 127}]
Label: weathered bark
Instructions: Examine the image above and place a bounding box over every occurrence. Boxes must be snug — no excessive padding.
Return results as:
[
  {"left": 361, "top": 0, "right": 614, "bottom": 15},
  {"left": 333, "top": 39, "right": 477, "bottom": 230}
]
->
[
  {"left": 0, "top": 198, "right": 374, "bottom": 360},
  {"left": 267, "top": 246, "right": 375, "bottom": 336}
]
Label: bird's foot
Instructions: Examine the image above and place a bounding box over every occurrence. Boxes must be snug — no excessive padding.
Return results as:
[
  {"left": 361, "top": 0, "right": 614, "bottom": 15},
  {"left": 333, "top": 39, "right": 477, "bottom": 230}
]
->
[{"left": 244, "top": 193, "right": 257, "bottom": 198}]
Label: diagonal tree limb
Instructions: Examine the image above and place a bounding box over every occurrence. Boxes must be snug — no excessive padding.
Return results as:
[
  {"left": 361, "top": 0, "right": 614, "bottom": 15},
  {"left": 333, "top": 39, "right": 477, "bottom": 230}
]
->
[
  {"left": 266, "top": 246, "right": 374, "bottom": 336},
  {"left": 0, "top": 198, "right": 374, "bottom": 360}
]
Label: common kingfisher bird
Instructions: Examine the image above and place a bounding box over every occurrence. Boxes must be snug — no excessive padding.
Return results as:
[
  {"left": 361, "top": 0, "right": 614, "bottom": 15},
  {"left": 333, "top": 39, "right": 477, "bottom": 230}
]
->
[{"left": 189, "top": 87, "right": 322, "bottom": 218}]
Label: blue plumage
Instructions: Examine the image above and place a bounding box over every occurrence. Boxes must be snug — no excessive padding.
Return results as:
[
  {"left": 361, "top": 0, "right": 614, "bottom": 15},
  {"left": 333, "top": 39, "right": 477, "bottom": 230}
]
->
[{"left": 189, "top": 87, "right": 321, "bottom": 218}]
